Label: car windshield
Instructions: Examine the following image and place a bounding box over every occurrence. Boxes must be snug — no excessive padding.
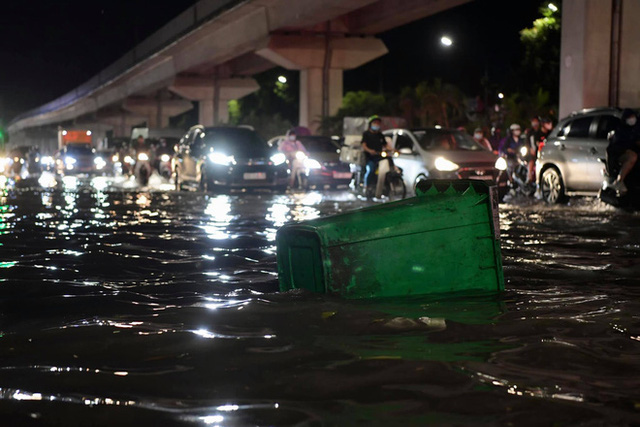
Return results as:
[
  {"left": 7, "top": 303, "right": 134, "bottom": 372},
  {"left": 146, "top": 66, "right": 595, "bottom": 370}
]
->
[
  {"left": 199, "top": 128, "right": 269, "bottom": 157},
  {"left": 413, "top": 129, "right": 484, "bottom": 151},
  {"left": 66, "top": 144, "right": 93, "bottom": 155},
  {"left": 298, "top": 137, "right": 339, "bottom": 152}
]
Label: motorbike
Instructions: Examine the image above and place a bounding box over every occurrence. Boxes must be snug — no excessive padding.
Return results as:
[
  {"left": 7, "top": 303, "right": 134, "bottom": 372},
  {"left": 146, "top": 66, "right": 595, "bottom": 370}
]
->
[
  {"left": 157, "top": 153, "right": 173, "bottom": 180},
  {"left": 504, "top": 145, "right": 536, "bottom": 197},
  {"left": 598, "top": 147, "right": 640, "bottom": 210},
  {"left": 134, "top": 150, "right": 153, "bottom": 186},
  {"left": 366, "top": 150, "right": 406, "bottom": 200}
]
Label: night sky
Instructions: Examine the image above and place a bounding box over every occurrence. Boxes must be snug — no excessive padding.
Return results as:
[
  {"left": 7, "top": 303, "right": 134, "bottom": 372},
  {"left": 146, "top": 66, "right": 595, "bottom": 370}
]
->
[{"left": 0, "top": 0, "right": 542, "bottom": 123}]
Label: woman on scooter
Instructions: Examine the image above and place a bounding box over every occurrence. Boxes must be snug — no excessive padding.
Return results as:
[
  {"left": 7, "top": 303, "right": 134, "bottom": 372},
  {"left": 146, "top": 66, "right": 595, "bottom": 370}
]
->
[{"left": 361, "top": 115, "right": 390, "bottom": 198}]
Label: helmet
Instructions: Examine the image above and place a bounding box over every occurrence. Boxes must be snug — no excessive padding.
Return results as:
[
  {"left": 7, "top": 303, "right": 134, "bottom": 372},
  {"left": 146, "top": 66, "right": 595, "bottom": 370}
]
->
[
  {"left": 621, "top": 108, "right": 637, "bottom": 121},
  {"left": 509, "top": 123, "right": 521, "bottom": 131},
  {"left": 368, "top": 115, "right": 381, "bottom": 125},
  {"left": 286, "top": 128, "right": 297, "bottom": 137},
  {"left": 540, "top": 117, "right": 553, "bottom": 124}
]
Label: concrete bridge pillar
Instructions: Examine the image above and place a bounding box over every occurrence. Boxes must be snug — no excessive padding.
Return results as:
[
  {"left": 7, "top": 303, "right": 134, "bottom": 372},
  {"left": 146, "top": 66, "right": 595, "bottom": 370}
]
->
[
  {"left": 560, "top": 0, "right": 640, "bottom": 117},
  {"left": 122, "top": 97, "right": 193, "bottom": 130},
  {"left": 256, "top": 35, "right": 388, "bottom": 133},
  {"left": 169, "top": 77, "right": 260, "bottom": 126}
]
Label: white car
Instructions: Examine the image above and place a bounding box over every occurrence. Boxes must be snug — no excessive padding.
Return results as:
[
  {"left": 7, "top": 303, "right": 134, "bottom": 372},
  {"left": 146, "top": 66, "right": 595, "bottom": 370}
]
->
[{"left": 383, "top": 128, "right": 508, "bottom": 195}]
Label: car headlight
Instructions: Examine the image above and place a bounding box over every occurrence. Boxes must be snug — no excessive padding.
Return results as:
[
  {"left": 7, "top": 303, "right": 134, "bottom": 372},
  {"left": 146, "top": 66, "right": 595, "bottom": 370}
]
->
[
  {"left": 160, "top": 154, "right": 171, "bottom": 163},
  {"left": 111, "top": 155, "right": 119, "bottom": 163},
  {"left": 520, "top": 146, "right": 528, "bottom": 157},
  {"left": 304, "top": 158, "right": 322, "bottom": 170},
  {"left": 495, "top": 157, "right": 507, "bottom": 171},
  {"left": 208, "top": 152, "right": 234, "bottom": 166},
  {"left": 64, "top": 156, "right": 76, "bottom": 165},
  {"left": 40, "top": 156, "right": 54, "bottom": 166},
  {"left": 270, "top": 153, "right": 286, "bottom": 166},
  {"left": 434, "top": 157, "right": 459, "bottom": 172},
  {"left": 137, "top": 153, "right": 149, "bottom": 162},
  {"left": 124, "top": 156, "right": 135, "bottom": 164},
  {"left": 94, "top": 156, "right": 105, "bottom": 165},
  {"left": 295, "top": 151, "right": 307, "bottom": 161}
]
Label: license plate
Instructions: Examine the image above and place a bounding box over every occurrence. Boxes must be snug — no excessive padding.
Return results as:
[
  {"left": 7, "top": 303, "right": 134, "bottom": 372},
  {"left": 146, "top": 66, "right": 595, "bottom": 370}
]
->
[
  {"left": 243, "top": 172, "right": 266, "bottom": 180},
  {"left": 332, "top": 171, "right": 352, "bottom": 179}
]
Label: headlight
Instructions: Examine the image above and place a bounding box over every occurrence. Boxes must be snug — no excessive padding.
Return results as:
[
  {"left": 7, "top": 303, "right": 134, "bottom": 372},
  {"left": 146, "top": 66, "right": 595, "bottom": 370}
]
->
[
  {"left": 495, "top": 157, "right": 508, "bottom": 171},
  {"left": 434, "top": 157, "right": 459, "bottom": 172},
  {"left": 520, "top": 146, "right": 528, "bottom": 157},
  {"left": 270, "top": 153, "right": 286, "bottom": 166},
  {"left": 208, "top": 152, "right": 234, "bottom": 166},
  {"left": 94, "top": 156, "right": 105, "bottom": 165},
  {"left": 124, "top": 156, "right": 135, "bottom": 164},
  {"left": 64, "top": 156, "right": 76, "bottom": 165},
  {"left": 295, "top": 151, "right": 307, "bottom": 161},
  {"left": 40, "top": 156, "right": 54, "bottom": 166},
  {"left": 137, "top": 153, "right": 149, "bottom": 162},
  {"left": 160, "top": 154, "right": 171, "bottom": 163},
  {"left": 111, "top": 155, "right": 119, "bottom": 163},
  {"left": 304, "top": 158, "right": 322, "bottom": 169}
]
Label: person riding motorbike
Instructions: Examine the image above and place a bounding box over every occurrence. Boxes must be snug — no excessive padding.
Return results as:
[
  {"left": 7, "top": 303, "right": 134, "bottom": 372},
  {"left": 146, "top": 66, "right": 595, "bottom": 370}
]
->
[
  {"left": 499, "top": 123, "right": 524, "bottom": 185},
  {"left": 607, "top": 108, "right": 640, "bottom": 195},
  {"left": 278, "top": 129, "right": 308, "bottom": 189},
  {"left": 361, "top": 115, "right": 390, "bottom": 198},
  {"left": 132, "top": 135, "right": 153, "bottom": 185}
]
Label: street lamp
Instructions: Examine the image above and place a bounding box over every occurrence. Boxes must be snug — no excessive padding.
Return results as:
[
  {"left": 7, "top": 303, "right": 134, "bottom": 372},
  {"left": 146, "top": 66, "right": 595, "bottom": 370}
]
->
[
  {"left": 548, "top": 3, "right": 558, "bottom": 12},
  {"left": 440, "top": 36, "right": 453, "bottom": 47},
  {"left": 498, "top": 92, "right": 505, "bottom": 99},
  {"left": 277, "top": 75, "right": 287, "bottom": 84}
]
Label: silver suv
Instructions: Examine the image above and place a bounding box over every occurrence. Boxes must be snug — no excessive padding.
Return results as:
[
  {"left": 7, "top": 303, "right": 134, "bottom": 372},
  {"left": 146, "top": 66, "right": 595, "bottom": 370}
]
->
[{"left": 537, "top": 107, "right": 622, "bottom": 203}]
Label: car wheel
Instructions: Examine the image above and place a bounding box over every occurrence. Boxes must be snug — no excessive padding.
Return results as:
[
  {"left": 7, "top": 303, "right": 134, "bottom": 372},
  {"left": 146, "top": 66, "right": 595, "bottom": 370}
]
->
[{"left": 541, "top": 167, "right": 565, "bottom": 204}]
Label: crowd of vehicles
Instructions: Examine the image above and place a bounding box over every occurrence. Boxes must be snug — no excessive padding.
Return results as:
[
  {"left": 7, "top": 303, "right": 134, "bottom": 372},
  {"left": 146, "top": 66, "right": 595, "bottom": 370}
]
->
[{"left": 2, "top": 107, "right": 638, "bottom": 210}]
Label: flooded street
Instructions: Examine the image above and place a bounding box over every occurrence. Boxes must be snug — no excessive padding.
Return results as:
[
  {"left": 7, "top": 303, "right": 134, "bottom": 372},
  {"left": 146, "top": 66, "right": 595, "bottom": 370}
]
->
[{"left": 0, "top": 175, "right": 639, "bottom": 426}]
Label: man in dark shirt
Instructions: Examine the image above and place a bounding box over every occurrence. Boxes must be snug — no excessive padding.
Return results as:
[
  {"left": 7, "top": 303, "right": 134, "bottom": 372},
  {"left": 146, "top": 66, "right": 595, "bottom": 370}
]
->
[
  {"left": 361, "top": 115, "right": 389, "bottom": 195},
  {"left": 608, "top": 108, "right": 640, "bottom": 194}
]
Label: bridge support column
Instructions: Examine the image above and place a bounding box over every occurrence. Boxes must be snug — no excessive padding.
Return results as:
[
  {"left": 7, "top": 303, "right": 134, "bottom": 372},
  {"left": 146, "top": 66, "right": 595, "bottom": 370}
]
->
[
  {"left": 169, "top": 77, "right": 259, "bottom": 126},
  {"left": 122, "top": 97, "right": 193, "bottom": 130},
  {"left": 257, "top": 35, "right": 387, "bottom": 133},
  {"left": 97, "top": 113, "right": 147, "bottom": 138},
  {"left": 560, "top": 0, "right": 640, "bottom": 117}
]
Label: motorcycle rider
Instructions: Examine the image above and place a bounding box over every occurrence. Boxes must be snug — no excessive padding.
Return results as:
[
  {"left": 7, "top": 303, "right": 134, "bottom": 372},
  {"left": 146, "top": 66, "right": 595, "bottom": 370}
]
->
[
  {"left": 525, "top": 117, "right": 542, "bottom": 183},
  {"left": 361, "top": 115, "right": 390, "bottom": 198},
  {"left": 278, "top": 128, "right": 308, "bottom": 188},
  {"left": 608, "top": 108, "right": 640, "bottom": 195},
  {"left": 499, "top": 123, "right": 524, "bottom": 183},
  {"left": 473, "top": 127, "right": 492, "bottom": 150}
]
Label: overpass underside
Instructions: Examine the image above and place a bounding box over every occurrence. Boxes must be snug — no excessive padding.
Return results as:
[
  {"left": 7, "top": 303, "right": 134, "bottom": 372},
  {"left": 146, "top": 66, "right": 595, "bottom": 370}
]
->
[{"left": 8, "top": 0, "right": 471, "bottom": 146}]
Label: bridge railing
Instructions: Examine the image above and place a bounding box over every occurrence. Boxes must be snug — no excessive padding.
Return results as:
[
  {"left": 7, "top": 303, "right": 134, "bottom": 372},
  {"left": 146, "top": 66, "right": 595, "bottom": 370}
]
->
[{"left": 10, "top": 0, "right": 242, "bottom": 128}]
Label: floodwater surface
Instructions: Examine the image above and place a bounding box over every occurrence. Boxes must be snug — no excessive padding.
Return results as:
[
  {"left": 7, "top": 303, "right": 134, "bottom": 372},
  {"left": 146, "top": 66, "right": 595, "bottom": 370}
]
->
[{"left": 0, "top": 175, "right": 639, "bottom": 426}]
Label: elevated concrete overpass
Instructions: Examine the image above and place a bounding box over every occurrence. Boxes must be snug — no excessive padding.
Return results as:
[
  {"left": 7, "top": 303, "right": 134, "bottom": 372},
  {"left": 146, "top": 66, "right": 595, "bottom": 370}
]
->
[
  {"left": 8, "top": 0, "right": 640, "bottom": 150},
  {"left": 8, "top": 0, "right": 471, "bottom": 148}
]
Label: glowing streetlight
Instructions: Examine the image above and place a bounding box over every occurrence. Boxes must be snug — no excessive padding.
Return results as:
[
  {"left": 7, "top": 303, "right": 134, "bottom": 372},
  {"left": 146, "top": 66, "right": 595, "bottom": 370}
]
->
[
  {"left": 498, "top": 92, "right": 505, "bottom": 99},
  {"left": 440, "top": 36, "right": 453, "bottom": 47},
  {"left": 277, "top": 75, "right": 287, "bottom": 84},
  {"left": 548, "top": 3, "right": 558, "bottom": 12}
]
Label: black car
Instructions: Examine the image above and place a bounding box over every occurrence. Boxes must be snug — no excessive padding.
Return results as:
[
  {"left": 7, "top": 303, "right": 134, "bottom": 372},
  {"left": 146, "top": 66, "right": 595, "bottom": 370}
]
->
[{"left": 173, "top": 126, "right": 288, "bottom": 191}]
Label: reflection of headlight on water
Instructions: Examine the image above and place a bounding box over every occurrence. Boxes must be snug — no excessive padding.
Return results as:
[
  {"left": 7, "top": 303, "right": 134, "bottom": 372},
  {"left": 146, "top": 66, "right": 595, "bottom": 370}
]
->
[
  {"left": 495, "top": 157, "right": 508, "bottom": 171},
  {"left": 303, "top": 158, "right": 322, "bottom": 169},
  {"left": 137, "top": 153, "right": 149, "bottom": 162},
  {"left": 62, "top": 176, "right": 78, "bottom": 189},
  {"left": 434, "top": 157, "right": 459, "bottom": 172},
  {"left": 160, "top": 154, "right": 171, "bottom": 163},
  {"left": 270, "top": 153, "right": 286, "bottom": 166},
  {"left": 208, "top": 152, "right": 235, "bottom": 166},
  {"left": 38, "top": 172, "right": 57, "bottom": 189}
]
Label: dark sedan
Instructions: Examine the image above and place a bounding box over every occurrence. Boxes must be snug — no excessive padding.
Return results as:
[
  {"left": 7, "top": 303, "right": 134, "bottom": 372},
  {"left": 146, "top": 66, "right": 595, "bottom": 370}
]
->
[{"left": 173, "top": 126, "right": 289, "bottom": 191}]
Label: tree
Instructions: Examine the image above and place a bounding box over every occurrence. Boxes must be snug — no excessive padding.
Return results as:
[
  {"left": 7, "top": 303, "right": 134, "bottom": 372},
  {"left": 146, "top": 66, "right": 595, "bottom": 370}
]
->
[
  {"left": 319, "top": 91, "right": 391, "bottom": 135},
  {"left": 399, "top": 79, "right": 466, "bottom": 128},
  {"left": 519, "top": 1, "right": 561, "bottom": 105}
]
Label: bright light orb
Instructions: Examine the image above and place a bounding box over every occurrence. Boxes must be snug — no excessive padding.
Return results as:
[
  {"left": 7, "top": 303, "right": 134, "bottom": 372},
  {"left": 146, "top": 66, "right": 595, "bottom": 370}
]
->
[
  {"left": 548, "top": 3, "right": 558, "bottom": 12},
  {"left": 498, "top": 92, "right": 505, "bottom": 99},
  {"left": 277, "top": 75, "right": 287, "bottom": 84},
  {"left": 440, "top": 36, "right": 453, "bottom": 47}
]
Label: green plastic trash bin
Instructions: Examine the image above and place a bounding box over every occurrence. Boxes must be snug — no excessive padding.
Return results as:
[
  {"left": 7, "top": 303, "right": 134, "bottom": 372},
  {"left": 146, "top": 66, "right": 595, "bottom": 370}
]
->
[{"left": 276, "top": 180, "right": 504, "bottom": 298}]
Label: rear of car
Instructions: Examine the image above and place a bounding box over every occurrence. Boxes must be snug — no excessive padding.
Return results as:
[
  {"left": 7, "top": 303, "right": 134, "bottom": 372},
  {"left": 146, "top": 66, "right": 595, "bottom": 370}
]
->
[{"left": 536, "top": 108, "right": 621, "bottom": 203}]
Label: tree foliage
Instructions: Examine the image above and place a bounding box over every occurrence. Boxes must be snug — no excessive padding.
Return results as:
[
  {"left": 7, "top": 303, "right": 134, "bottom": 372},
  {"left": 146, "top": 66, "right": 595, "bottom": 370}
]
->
[{"left": 399, "top": 79, "right": 466, "bottom": 128}]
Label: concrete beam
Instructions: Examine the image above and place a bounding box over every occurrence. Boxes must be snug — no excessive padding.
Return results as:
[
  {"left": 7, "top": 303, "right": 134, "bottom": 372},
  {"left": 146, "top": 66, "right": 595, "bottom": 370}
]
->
[
  {"left": 256, "top": 35, "right": 388, "bottom": 70},
  {"left": 122, "top": 97, "right": 193, "bottom": 128},
  {"left": 345, "top": 0, "right": 472, "bottom": 34}
]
